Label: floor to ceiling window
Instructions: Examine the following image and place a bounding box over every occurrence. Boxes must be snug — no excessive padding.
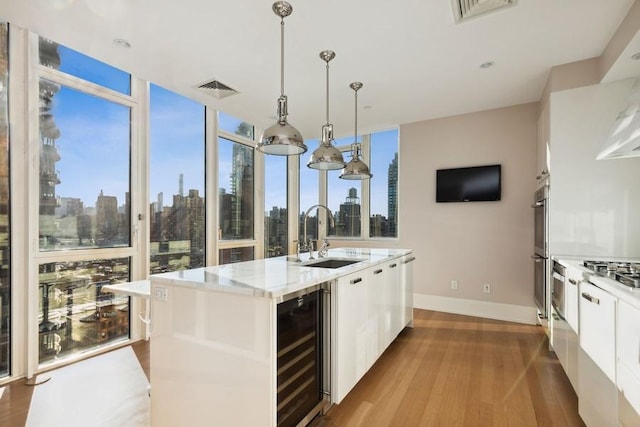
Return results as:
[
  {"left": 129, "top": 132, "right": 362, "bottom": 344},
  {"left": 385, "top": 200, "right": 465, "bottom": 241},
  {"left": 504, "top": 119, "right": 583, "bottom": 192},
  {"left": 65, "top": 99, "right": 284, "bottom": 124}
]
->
[
  {"left": 218, "top": 113, "right": 255, "bottom": 264},
  {"left": 369, "top": 129, "right": 399, "bottom": 238},
  {"left": 324, "top": 129, "right": 399, "bottom": 240},
  {"left": 0, "top": 23, "right": 10, "bottom": 378},
  {"left": 299, "top": 144, "right": 320, "bottom": 244},
  {"left": 149, "top": 84, "right": 205, "bottom": 274},
  {"left": 327, "top": 136, "right": 361, "bottom": 238},
  {"left": 36, "top": 37, "right": 134, "bottom": 365},
  {"left": 264, "top": 155, "right": 287, "bottom": 257}
]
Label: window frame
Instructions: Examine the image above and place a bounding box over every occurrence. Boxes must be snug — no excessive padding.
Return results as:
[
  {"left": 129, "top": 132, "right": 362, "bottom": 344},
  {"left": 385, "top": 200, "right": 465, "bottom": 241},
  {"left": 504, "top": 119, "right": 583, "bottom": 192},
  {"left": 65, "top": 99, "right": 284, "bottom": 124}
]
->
[
  {"left": 25, "top": 33, "right": 147, "bottom": 376},
  {"left": 215, "top": 124, "right": 261, "bottom": 264}
]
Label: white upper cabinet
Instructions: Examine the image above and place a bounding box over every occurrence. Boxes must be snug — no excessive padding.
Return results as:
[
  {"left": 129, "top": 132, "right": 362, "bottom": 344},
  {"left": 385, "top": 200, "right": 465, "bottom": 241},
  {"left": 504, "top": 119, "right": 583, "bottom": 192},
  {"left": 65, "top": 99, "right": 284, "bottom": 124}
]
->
[{"left": 548, "top": 79, "right": 640, "bottom": 259}]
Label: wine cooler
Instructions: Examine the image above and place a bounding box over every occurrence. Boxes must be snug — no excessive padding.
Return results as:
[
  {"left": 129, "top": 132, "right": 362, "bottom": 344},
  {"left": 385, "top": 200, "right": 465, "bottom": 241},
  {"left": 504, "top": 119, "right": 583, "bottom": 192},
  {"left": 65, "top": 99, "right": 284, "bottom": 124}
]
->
[{"left": 276, "top": 288, "right": 325, "bottom": 426}]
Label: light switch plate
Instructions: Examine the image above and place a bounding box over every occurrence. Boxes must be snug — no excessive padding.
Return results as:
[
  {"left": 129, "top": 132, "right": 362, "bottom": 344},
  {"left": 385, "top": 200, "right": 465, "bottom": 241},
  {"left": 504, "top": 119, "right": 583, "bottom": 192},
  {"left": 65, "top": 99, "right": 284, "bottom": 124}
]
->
[{"left": 154, "top": 286, "right": 168, "bottom": 301}]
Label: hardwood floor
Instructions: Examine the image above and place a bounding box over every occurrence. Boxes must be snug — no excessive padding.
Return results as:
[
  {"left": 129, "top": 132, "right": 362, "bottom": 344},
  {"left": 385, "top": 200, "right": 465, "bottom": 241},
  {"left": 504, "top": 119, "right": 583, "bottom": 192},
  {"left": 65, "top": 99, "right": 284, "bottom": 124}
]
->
[
  {"left": 0, "top": 341, "right": 150, "bottom": 427},
  {"left": 315, "top": 310, "right": 584, "bottom": 427},
  {"left": 0, "top": 310, "right": 584, "bottom": 426}
]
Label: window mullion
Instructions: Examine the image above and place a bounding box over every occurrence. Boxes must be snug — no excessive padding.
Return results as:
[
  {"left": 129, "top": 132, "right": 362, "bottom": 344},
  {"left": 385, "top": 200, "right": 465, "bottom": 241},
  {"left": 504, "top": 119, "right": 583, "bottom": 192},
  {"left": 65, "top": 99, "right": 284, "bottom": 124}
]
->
[
  {"left": 361, "top": 134, "right": 371, "bottom": 239},
  {"left": 206, "top": 107, "right": 218, "bottom": 265}
]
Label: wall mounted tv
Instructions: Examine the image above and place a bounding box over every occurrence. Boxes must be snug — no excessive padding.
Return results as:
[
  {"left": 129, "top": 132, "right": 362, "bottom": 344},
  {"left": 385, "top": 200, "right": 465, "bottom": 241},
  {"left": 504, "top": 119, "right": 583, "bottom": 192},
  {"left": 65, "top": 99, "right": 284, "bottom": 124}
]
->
[{"left": 436, "top": 164, "right": 502, "bottom": 203}]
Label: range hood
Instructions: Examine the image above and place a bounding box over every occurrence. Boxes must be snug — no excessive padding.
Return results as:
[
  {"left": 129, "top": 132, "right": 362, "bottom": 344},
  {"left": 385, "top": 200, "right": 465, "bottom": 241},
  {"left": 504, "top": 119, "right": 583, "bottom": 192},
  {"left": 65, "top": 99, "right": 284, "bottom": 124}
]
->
[{"left": 597, "top": 78, "right": 640, "bottom": 160}]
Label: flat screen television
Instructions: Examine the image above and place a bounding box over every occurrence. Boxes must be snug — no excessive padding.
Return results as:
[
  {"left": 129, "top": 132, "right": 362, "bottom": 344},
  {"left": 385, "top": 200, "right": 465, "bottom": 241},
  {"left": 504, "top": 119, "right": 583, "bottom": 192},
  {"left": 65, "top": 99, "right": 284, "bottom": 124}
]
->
[{"left": 436, "top": 164, "right": 501, "bottom": 202}]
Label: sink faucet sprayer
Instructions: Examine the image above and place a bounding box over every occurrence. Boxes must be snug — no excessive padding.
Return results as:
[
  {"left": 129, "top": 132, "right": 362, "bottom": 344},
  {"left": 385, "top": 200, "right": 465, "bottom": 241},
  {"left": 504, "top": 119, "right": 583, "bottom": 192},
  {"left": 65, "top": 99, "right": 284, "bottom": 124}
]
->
[{"left": 303, "top": 204, "right": 335, "bottom": 259}]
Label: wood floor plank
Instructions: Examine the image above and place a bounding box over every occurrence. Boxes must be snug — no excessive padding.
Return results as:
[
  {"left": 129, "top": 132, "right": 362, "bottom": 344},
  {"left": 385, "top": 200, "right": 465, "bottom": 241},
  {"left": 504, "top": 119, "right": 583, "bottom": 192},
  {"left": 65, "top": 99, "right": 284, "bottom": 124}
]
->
[{"left": 317, "top": 310, "right": 585, "bottom": 427}]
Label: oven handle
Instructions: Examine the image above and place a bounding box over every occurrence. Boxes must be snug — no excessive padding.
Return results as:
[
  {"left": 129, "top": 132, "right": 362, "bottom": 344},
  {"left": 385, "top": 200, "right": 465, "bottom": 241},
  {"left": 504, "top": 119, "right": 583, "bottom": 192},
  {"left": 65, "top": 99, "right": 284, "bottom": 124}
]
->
[
  {"left": 531, "top": 202, "right": 544, "bottom": 208},
  {"left": 531, "top": 254, "right": 545, "bottom": 262}
]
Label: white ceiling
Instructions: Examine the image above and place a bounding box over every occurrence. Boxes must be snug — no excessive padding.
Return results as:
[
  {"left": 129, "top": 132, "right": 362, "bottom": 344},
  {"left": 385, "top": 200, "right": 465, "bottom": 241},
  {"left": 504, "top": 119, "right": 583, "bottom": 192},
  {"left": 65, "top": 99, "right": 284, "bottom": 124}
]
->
[{"left": 1, "top": 0, "right": 638, "bottom": 139}]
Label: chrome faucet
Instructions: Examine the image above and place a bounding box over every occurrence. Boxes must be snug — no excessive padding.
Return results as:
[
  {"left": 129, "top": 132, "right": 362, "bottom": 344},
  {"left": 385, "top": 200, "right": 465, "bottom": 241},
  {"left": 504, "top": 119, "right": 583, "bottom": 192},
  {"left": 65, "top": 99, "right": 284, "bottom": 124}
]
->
[{"left": 303, "top": 204, "right": 335, "bottom": 258}]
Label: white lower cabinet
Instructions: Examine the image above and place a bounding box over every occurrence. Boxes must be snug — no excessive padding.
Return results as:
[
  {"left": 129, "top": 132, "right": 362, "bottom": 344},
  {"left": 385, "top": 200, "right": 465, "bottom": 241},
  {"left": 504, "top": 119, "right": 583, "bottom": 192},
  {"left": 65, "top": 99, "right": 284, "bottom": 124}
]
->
[
  {"left": 400, "top": 254, "right": 415, "bottom": 328},
  {"left": 578, "top": 281, "right": 617, "bottom": 427},
  {"left": 617, "top": 300, "right": 640, "bottom": 426},
  {"left": 334, "top": 270, "right": 369, "bottom": 404},
  {"left": 333, "top": 255, "right": 414, "bottom": 404}
]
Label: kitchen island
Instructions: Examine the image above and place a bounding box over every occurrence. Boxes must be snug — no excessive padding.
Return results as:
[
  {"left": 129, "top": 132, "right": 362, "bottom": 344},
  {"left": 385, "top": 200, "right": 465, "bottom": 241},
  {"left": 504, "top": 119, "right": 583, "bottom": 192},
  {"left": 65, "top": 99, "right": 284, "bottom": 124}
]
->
[{"left": 149, "top": 248, "right": 414, "bottom": 427}]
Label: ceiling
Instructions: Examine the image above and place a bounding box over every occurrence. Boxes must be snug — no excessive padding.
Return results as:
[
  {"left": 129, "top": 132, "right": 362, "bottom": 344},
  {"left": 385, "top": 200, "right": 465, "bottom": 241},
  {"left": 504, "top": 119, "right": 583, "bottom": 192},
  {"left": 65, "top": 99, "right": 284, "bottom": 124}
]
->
[{"left": 1, "top": 0, "right": 638, "bottom": 140}]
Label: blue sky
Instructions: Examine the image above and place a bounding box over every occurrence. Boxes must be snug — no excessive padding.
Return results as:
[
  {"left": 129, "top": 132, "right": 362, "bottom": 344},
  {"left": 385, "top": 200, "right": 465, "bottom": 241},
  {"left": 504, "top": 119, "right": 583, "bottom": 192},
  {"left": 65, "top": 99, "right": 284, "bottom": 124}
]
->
[{"left": 49, "top": 43, "right": 398, "bottom": 217}]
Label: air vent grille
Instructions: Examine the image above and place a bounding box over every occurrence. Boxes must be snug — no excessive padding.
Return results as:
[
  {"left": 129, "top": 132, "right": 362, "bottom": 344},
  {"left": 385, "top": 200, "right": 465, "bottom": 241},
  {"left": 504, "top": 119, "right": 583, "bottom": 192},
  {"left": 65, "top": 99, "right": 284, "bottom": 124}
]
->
[
  {"left": 194, "top": 79, "right": 239, "bottom": 99},
  {"left": 452, "top": 0, "right": 517, "bottom": 23}
]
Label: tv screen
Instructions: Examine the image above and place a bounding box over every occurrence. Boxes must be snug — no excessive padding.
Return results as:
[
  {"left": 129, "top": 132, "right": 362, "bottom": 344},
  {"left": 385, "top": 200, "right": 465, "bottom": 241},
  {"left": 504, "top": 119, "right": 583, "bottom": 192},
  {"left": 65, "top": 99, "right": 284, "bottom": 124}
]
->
[{"left": 436, "top": 165, "right": 501, "bottom": 202}]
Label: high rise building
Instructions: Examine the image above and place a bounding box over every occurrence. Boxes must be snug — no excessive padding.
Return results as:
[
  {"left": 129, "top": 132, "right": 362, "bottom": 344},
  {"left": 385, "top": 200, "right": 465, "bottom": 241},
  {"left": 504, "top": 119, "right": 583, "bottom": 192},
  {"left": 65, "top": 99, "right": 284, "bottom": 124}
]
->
[
  {"left": 95, "top": 190, "right": 118, "bottom": 246},
  {"left": 230, "top": 143, "right": 253, "bottom": 239},
  {"left": 336, "top": 187, "right": 361, "bottom": 237},
  {"left": 38, "top": 38, "right": 62, "bottom": 246},
  {"left": 388, "top": 152, "right": 398, "bottom": 236}
]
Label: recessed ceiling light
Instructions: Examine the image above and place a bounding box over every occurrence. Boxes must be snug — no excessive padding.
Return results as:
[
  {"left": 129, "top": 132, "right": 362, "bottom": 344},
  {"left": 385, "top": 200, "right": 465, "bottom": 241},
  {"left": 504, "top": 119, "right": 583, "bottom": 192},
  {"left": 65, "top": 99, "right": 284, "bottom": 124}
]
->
[
  {"left": 631, "top": 52, "right": 640, "bottom": 61},
  {"left": 113, "top": 38, "right": 131, "bottom": 48},
  {"left": 480, "top": 61, "right": 495, "bottom": 69}
]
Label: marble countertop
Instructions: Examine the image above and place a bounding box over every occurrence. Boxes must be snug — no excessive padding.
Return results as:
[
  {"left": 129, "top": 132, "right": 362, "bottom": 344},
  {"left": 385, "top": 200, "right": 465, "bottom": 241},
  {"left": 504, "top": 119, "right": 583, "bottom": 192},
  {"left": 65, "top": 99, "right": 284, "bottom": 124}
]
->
[
  {"left": 150, "top": 248, "right": 412, "bottom": 300},
  {"left": 555, "top": 256, "right": 640, "bottom": 310},
  {"left": 102, "top": 280, "right": 150, "bottom": 299}
]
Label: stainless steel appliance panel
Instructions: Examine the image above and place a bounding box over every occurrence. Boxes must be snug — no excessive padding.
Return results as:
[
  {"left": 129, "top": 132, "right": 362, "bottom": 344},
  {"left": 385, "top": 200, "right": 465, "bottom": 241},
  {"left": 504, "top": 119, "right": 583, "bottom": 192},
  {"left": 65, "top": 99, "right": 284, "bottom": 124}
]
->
[
  {"left": 533, "top": 255, "right": 547, "bottom": 317},
  {"left": 532, "top": 185, "right": 549, "bottom": 319},
  {"left": 533, "top": 185, "right": 548, "bottom": 257}
]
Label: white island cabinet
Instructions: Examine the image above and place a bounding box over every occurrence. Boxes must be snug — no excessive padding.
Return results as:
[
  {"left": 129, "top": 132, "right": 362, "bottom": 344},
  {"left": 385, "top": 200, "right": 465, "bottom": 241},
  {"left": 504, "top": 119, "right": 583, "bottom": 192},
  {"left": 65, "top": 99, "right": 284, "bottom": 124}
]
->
[{"left": 149, "top": 248, "right": 413, "bottom": 427}]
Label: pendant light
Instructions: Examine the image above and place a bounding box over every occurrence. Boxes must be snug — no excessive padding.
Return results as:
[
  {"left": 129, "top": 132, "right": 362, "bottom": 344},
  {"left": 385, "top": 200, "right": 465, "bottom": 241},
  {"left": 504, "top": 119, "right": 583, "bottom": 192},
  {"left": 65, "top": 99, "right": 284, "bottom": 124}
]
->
[
  {"left": 256, "top": 1, "right": 307, "bottom": 156},
  {"left": 340, "top": 82, "right": 372, "bottom": 180},
  {"left": 307, "top": 50, "right": 346, "bottom": 170}
]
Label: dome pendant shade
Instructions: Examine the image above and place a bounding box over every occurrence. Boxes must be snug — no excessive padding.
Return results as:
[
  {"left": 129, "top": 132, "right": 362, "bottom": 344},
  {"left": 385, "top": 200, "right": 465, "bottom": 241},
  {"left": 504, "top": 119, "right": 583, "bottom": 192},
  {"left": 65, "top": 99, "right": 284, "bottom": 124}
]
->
[
  {"left": 258, "top": 95, "right": 306, "bottom": 155},
  {"left": 256, "top": 2, "right": 307, "bottom": 156},
  {"left": 308, "top": 124, "right": 347, "bottom": 170},
  {"left": 340, "top": 81, "right": 372, "bottom": 179},
  {"left": 341, "top": 143, "right": 373, "bottom": 179},
  {"left": 307, "top": 50, "right": 345, "bottom": 170}
]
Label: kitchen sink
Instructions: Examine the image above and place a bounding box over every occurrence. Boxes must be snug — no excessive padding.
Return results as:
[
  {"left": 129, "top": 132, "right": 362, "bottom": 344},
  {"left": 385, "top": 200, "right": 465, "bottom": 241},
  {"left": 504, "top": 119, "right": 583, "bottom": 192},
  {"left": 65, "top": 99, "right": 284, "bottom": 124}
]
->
[{"left": 303, "top": 258, "right": 361, "bottom": 269}]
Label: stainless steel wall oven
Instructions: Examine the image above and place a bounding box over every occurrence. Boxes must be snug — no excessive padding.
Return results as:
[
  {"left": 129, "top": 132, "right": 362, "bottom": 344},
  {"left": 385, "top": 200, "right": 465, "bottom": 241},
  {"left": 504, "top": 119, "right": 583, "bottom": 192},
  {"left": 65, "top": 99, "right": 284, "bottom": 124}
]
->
[{"left": 532, "top": 185, "right": 549, "bottom": 319}]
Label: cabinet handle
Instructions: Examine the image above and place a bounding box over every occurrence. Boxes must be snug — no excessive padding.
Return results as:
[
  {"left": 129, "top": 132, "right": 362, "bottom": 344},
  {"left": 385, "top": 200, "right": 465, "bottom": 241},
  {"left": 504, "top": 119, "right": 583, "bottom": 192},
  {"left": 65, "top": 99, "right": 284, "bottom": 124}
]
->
[
  {"left": 568, "top": 278, "right": 578, "bottom": 285},
  {"left": 389, "top": 263, "right": 397, "bottom": 269},
  {"left": 373, "top": 269, "right": 383, "bottom": 275},
  {"left": 403, "top": 257, "right": 416, "bottom": 264},
  {"left": 581, "top": 292, "right": 600, "bottom": 305},
  {"left": 350, "top": 278, "right": 362, "bottom": 285}
]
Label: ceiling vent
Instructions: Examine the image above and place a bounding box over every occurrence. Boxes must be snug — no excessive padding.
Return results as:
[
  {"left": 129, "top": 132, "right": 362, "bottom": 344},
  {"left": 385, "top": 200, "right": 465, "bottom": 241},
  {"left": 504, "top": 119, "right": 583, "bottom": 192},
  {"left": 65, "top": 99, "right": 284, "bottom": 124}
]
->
[
  {"left": 195, "top": 79, "right": 239, "bottom": 99},
  {"left": 452, "top": 0, "right": 518, "bottom": 23}
]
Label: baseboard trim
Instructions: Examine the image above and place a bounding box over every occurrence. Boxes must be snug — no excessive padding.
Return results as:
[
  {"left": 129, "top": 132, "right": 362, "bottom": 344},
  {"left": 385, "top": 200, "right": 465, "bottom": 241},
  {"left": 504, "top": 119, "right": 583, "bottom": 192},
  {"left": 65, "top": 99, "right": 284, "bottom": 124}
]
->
[{"left": 413, "top": 293, "right": 538, "bottom": 325}]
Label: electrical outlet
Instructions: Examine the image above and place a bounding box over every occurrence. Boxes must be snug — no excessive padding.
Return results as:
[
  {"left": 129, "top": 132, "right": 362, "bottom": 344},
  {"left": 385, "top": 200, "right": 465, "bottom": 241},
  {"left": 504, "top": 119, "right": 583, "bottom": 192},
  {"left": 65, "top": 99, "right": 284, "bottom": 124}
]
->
[
  {"left": 483, "top": 283, "right": 491, "bottom": 293},
  {"left": 450, "top": 280, "right": 458, "bottom": 290},
  {"left": 154, "top": 286, "right": 168, "bottom": 302}
]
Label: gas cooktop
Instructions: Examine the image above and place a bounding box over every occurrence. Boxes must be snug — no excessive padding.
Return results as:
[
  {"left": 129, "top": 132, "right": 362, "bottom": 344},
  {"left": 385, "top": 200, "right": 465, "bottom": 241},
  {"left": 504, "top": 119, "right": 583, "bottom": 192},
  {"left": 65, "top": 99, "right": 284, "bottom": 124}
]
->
[{"left": 583, "top": 260, "right": 640, "bottom": 289}]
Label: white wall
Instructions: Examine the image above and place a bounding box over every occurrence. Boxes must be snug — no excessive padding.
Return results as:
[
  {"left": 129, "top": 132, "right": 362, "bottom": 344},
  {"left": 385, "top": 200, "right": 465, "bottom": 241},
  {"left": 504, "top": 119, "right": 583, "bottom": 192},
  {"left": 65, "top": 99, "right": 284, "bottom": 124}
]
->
[
  {"left": 397, "top": 103, "right": 538, "bottom": 322},
  {"left": 549, "top": 78, "right": 640, "bottom": 259}
]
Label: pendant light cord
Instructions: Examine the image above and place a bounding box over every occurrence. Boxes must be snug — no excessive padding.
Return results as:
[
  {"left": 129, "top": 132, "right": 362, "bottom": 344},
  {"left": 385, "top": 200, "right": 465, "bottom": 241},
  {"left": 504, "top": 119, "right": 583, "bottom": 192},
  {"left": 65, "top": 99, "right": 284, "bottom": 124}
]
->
[
  {"left": 325, "top": 61, "right": 330, "bottom": 124},
  {"left": 354, "top": 89, "right": 358, "bottom": 144},
  {"left": 280, "top": 18, "right": 285, "bottom": 97}
]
